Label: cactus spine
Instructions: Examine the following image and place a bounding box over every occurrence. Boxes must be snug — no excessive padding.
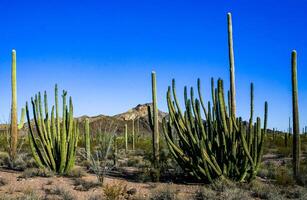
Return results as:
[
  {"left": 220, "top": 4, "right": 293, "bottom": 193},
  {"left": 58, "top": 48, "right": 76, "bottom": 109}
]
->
[
  {"left": 26, "top": 85, "right": 79, "bottom": 174},
  {"left": 85, "top": 118, "right": 91, "bottom": 161},
  {"left": 148, "top": 71, "right": 159, "bottom": 168},
  {"left": 125, "top": 123, "right": 128, "bottom": 152},
  {"left": 227, "top": 13, "right": 236, "bottom": 118},
  {"left": 291, "top": 50, "right": 300, "bottom": 180},
  {"left": 10, "top": 49, "right": 19, "bottom": 159}
]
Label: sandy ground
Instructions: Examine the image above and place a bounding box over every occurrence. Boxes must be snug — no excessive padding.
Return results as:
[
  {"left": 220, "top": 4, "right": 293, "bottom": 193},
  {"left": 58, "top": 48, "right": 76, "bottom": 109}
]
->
[{"left": 0, "top": 169, "right": 200, "bottom": 199}]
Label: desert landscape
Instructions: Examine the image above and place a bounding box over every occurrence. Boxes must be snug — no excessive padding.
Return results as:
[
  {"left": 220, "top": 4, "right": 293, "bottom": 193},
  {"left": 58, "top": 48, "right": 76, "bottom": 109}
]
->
[{"left": 1, "top": 1, "right": 307, "bottom": 200}]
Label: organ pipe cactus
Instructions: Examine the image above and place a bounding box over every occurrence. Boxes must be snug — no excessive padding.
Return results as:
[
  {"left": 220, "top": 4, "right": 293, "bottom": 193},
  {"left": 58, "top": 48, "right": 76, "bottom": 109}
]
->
[
  {"left": 125, "top": 123, "right": 128, "bottom": 152},
  {"left": 132, "top": 119, "right": 135, "bottom": 150},
  {"left": 228, "top": 13, "right": 236, "bottom": 118},
  {"left": 85, "top": 118, "right": 91, "bottom": 161},
  {"left": 162, "top": 78, "right": 268, "bottom": 182},
  {"left": 148, "top": 71, "right": 160, "bottom": 168},
  {"left": 25, "top": 85, "right": 79, "bottom": 174},
  {"left": 291, "top": 50, "right": 300, "bottom": 180},
  {"left": 10, "top": 49, "right": 18, "bottom": 159}
]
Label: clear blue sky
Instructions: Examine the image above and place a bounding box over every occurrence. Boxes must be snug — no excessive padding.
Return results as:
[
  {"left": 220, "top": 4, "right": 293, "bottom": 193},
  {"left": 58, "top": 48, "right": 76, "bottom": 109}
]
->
[{"left": 1, "top": 0, "right": 307, "bottom": 131}]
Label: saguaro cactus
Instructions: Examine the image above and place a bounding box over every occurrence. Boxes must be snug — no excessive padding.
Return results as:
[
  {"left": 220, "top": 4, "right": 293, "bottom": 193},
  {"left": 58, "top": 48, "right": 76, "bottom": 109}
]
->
[
  {"left": 26, "top": 85, "right": 79, "bottom": 174},
  {"left": 148, "top": 71, "right": 159, "bottom": 168},
  {"left": 10, "top": 49, "right": 18, "bottom": 159},
  {"left": 291, "top": 50, "right": 300, "bottom": 180},
  {"left": 85, "top": 118, "right": 91, "bottom": 161},
  {"left": 227, "top": 13, "right": 236, "bottom": 118}
]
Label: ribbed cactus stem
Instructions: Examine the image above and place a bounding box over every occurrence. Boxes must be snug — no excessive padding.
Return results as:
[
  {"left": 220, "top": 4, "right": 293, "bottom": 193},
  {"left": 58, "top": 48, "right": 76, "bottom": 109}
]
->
[
  {"left": 125, "top": 123, "right": 128, "bottom": 152},
  {"left": 113, "top": 135, "right": 118, "bottom": 166},
  {"left": 151, "top": 71, "right": 159, "bottom": 167},
  {"left": 132, "top": 119, "right": 135, "bottom": 151},
  {"left": 18, "top": 108, "right": 26, "bottom": 130},
  {"left": 85, "top": 118, "right": 91, "bottom": 161},
  {"left": 291, "top": 50, "right": 300, "bottom": 180},
  {"left": 10, "top": 49, "right": 18, "bottom": 159},
  {"left": 227, "top": 13, "right": 236, "bottom": 118},
  {"left": 26, "top": 85, "right": 78, "bottom": 174}
]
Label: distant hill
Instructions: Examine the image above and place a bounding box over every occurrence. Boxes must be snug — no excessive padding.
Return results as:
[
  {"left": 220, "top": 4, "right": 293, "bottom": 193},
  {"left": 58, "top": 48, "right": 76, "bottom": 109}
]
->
[{"left": 76, "top": 103, "right": 167, "bottom": 135}]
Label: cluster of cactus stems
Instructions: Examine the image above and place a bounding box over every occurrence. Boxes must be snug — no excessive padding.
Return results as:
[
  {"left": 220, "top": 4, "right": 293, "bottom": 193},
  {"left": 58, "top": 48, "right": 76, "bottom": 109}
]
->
[
  {"left": 85, "top": 118, "right": 91, "bottom": 161},
  {"left": 148, "top": 71, "right": 160, "bottom": 169},
  {"left": 291, "top": 50, "right": 300, "bottom": 180},
  {"left": 9, "top": 49, "right": 26, "bottom": 160},
  {"left": 25, "top": 85, "right": 79, "bottom": 174},
  {"left": 162, "top": 12, "right": 268, "bottom": 182},
  {"left": 163, "top": 78, "right": 268, "bottom": 182}
]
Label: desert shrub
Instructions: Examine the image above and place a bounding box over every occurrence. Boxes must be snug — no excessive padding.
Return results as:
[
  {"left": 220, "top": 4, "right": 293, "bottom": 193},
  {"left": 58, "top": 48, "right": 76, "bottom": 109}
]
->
[
  {"left": 249, "top": 181, "right": 282, "bottom": 200},
  {"left": 194, "top": 187, "right": 216, "bottom": 200},
  {"left": 209, "top": 178, "right": 236, "bottom": 193},
  {"left": 0, "top": 177, "right": 8, "bottom": 187},
  {"left": 17, "top": 188, "right": 42, "bottom": 200},
  {"left": 46, "top": 186, "right": 74, "bottom": 200},
  {"left": 65, "top": 167, "right": 86, "bottom": 178},
  {"left": 103, "top": 183, "right": 127, "bottom": 200},
  {"left": 150, "top": 186, "right": 179, "bottom": 200},
  {"left": 19, "top": 168, "right": 54, "bottom": 178},
  {"left": 73, "top": 178, "right": 101, "bottom": 191},
  {"left": 275, "top": 166, "right": 294, "bottom": 185}
]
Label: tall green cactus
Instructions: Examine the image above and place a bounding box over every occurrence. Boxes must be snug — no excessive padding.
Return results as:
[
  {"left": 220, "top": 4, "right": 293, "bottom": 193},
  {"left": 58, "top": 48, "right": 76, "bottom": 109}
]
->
[
  {"left": 26, "top": 85, "right": 79, "bottom": 174},
  {"left": 125, "top": 123, "right": 128, "bottom": 152},
  {"left": 163, "top": 78, "right": 268, "bottom": 182},
  {"left": 85, "top": 118, "right": 91, "bottom": 161},
  {"left": 162, "top": 13, "right": 267, "bottom": 182},
  {"left": 291, "top": 50, "right": 300, "bottom": 180},
  {"left": 132, "top": 119, "right": 135, "bottom": 151},
  {"left": 227, "top": 13, "right": 236, "bottom": 118},
  {"left": 148, "top": 71, "right": 159, "bottom": 168},
  {"left": 10, "top": 49, "right": 18, "bottom": 159}
]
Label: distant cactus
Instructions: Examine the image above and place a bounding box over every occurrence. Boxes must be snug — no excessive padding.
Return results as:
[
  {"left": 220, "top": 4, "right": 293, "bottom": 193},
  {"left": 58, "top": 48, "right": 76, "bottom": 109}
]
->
[
  {"left": 148, "top": 71, "right": 159, "bottom": 169},
  {"left": 85, "top": 118, "right": 91, "bottom": 161},
  {"left": 132, "top": 119, "right": 135, "bottom": 150},
  {"left": 291, "top": 50, "right": 300, "bottom": 180},
  {"left": 113, "top": 135, "right": 118, "bottom": 166},
  {"left": 125, "top": 123, "right": 128, "bottom": 152},
  {"left": 26, "top": 85, "right": 79, "bottom": 174}
]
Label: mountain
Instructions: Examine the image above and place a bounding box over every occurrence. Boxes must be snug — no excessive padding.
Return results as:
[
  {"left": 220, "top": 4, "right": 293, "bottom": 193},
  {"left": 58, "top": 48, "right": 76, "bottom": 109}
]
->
[
  {"left": 0, "top": 103, "right": 167, "bottom": 136},
  {"left": 77, "top": 103, "right": 167, "bottom": 135}
]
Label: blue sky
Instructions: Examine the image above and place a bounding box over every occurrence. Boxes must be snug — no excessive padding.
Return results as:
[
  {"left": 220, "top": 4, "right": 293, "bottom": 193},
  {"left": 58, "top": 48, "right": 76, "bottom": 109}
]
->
[{"left": 1, "top": 0, "right": 307, "bottom": 130}]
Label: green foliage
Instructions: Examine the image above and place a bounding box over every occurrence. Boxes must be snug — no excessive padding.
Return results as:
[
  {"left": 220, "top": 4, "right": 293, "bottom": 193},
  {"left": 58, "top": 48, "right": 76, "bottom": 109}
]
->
[{"left": 25, "top": 85, "right": 79, "bottom": 174}]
